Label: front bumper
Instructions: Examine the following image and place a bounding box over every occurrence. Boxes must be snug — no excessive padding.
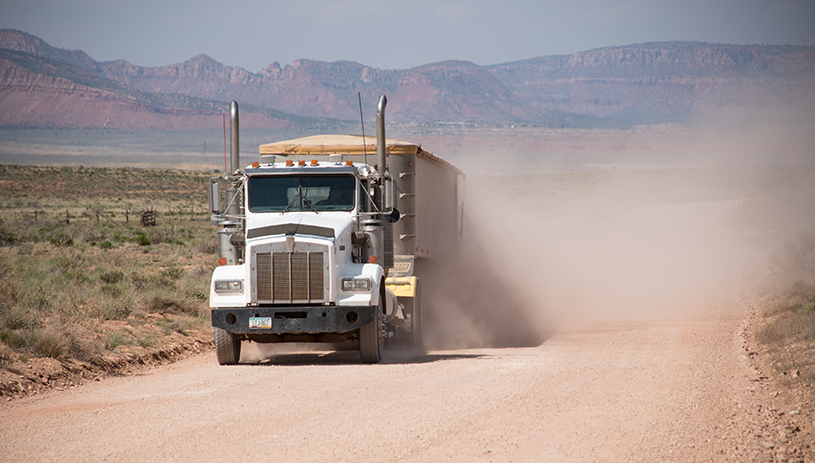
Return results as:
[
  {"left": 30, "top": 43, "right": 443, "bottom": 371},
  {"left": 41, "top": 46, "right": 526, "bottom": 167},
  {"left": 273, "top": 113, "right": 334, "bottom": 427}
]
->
[{"left": 211, "top": 306, "right": 376, "bottom": 334}]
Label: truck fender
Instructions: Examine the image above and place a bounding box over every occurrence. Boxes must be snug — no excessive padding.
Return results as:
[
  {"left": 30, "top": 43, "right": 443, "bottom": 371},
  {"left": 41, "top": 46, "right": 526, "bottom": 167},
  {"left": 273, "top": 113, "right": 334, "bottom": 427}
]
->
[{"left": 361, "top": 263, "right": 385, "bottom": 306}]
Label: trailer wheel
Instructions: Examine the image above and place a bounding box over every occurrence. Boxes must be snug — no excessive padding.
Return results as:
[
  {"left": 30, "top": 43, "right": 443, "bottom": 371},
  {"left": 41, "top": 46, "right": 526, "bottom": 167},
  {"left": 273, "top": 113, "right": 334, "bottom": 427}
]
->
[
  {"left": 360, "top": 289, "right": 384, "bottom": 364},
  {"left": 214, "top": 327, "right": 241, "bottom": 365},
  {"left": 410, "top": 278, "right": 424, "bottom": 351}
]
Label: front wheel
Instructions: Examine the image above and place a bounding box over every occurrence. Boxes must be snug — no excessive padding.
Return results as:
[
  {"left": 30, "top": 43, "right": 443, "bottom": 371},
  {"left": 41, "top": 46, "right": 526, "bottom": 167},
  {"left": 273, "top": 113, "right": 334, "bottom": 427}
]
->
[
  {"left": 359, "top": 290, "right": 384, "bottom": 364},
  {"left": 214, "top": 327, "right": 241, "bottom": 365}
]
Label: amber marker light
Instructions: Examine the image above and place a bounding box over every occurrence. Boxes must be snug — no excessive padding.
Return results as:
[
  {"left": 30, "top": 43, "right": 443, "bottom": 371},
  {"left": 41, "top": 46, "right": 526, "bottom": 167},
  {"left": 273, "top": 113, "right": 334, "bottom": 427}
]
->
[
  {"left": 218, "top": 257, "right": 227, "bottom": 266},
  {"left": 346, "top": 161, "right": 353, "bottom": 166},
  {"left": 252, "top": 162, "right": 259, "bottom": 168},
  {"left": 311, "top": 159, "right": 319, "bottom": 166},
  {"left": 298, "top": 160, "right": 306, "bottom": 166},
  {"left": 368, "top": 256, "right": 377, "bottom": 264},
  {"left": 286, "top": 160, "right": 294, "bottom": 166}
]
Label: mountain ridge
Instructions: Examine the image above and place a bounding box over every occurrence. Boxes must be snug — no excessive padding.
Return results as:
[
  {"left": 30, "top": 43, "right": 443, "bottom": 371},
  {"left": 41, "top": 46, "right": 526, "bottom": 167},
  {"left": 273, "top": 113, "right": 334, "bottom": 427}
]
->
[{"left": 1, "top": 28, "right": 813, "bottom": 129}]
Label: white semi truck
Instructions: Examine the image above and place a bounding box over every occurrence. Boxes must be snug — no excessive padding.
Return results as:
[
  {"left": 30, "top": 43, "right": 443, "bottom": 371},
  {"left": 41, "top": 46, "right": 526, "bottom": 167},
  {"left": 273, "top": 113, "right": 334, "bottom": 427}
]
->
[{"left": 208, "top": 96, "right": 465, "bottom": 364}]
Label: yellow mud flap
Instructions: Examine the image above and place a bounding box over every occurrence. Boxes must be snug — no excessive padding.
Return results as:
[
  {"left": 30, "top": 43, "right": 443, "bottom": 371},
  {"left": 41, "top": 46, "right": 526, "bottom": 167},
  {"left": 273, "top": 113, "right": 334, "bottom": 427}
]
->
[{"left": 385, "top": 276, "right": 417, "bottom": 298}]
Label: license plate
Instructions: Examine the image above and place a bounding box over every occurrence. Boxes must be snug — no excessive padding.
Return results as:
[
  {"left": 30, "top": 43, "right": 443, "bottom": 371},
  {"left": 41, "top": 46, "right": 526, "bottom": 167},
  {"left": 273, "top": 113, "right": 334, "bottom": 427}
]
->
[{"left": 249, "top": 317, "right": 272, "bottom": 329}]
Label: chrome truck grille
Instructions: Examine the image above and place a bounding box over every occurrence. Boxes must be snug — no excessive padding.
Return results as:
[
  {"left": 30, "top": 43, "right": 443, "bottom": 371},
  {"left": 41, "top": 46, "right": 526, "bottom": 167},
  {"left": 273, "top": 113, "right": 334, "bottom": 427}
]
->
[{"left": 256, "top": 252, "right": 326, "bottom": 303}]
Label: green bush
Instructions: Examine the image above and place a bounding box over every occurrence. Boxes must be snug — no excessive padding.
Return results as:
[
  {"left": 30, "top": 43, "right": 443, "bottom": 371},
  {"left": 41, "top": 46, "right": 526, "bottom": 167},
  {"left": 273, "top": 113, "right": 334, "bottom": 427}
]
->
[
  {"left": 99, "top": 240, "right": 113, "bottom": 250},
  {"left": 135, "top": 233, "right": 151, "bottom": 246}
]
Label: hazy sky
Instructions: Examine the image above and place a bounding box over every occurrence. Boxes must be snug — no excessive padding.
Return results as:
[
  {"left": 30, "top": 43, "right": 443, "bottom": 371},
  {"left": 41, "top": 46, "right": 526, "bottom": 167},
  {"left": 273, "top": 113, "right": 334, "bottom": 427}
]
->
[{"left": 2, "top": 0, "right": 814, "bottom": 72}]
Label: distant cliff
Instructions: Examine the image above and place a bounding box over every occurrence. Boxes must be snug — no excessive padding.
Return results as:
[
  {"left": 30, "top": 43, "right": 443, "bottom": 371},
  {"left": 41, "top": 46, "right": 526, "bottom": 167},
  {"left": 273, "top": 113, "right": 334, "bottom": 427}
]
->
[
  {"left": 487, "top": 42, "right": 815, "bottom": 122},
  {"left": 2, "top": 29, "right": 813, "bottom": 129}
]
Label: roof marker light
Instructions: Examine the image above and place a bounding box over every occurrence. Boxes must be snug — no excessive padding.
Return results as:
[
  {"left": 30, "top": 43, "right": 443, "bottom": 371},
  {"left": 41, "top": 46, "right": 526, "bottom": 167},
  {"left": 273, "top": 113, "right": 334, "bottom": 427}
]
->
[
  {"left": 298, "top": 160, "right": 306, "bottom": 166},
  {"left": 252, "top": 162, "right": 259, "bottom": 168},
  {"left": 286, "top": 160, "right": 294, "bottom": 166},
  {"left": 311, "top": 159, "right": 319, "bottom": 166},
  {"left": 346, "top": 160, "right": 353, "bottom": 166}
]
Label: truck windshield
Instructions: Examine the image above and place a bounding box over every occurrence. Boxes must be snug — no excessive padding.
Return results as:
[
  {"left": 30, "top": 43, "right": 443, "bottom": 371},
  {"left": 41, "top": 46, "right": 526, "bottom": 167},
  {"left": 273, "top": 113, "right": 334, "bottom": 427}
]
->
[{"left": 247, "top": 174, "right": 356, "bottom": 213}]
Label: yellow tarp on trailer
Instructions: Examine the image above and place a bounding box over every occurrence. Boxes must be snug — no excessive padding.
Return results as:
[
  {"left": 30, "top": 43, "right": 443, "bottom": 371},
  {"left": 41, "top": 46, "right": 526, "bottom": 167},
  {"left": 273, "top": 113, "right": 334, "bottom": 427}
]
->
[{"left": 259, "top": 135, "right": 421, "bottom": 156}]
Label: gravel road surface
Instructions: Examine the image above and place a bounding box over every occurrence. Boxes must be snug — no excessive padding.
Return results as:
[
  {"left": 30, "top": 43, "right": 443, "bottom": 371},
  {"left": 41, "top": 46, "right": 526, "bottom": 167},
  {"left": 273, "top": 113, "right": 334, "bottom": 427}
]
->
[{"left": 1, "top": 303, "right": 779, "bottom": 462}]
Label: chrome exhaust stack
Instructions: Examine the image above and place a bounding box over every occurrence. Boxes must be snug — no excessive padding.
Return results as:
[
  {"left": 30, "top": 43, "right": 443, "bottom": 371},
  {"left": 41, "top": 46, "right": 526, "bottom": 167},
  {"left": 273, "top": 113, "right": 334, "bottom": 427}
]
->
[
  {"left": 216, "top": 100, "right": 244, "bottom": 265},
  {"left": 376, "top": 95, "right": 387, "bottom": 179},
  {"left": 230, "top": 101, "right": 240, "bottom": 174},
  {"left": 376, "top": 95, "right": 397, "bottom": 215},
  {"left": 374, "top": 95, "right": 395, "bottom": 270}
]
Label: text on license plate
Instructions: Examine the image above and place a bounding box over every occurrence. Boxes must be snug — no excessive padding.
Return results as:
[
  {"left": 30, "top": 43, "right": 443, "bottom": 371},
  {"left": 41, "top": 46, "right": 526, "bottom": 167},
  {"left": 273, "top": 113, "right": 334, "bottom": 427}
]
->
[{"left": 249, "top": 317, "right": 272, "bottom": 329}]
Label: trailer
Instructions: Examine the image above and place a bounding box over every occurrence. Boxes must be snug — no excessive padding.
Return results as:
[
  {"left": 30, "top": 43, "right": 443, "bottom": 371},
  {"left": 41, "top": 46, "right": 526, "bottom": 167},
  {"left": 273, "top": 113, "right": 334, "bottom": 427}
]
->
[{"left": 208, "top": 96, "right": 464, "bottom": 364}]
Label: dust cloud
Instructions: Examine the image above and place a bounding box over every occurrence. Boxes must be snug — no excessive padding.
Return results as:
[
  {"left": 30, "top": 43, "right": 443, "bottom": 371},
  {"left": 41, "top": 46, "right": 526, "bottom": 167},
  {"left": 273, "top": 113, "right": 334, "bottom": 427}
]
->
[{"left": 421, "top": 125, "right": 815, "bottom": 348}]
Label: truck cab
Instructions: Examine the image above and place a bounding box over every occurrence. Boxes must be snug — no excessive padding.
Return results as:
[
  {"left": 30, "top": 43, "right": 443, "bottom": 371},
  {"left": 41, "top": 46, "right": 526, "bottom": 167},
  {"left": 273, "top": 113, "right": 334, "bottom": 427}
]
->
[{"left": 210, "top": 157, "right": 393, "bottom": 364}]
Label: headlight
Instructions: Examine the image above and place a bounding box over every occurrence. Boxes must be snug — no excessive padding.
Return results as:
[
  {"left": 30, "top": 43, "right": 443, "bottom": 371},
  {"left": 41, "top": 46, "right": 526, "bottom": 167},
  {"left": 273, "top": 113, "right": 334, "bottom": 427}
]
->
[
  {"left": 214, "top": 280, "right": 243, "bottom": 293},
  {"left": 341, "top": 278, "right": 371, "bottom": 291}
]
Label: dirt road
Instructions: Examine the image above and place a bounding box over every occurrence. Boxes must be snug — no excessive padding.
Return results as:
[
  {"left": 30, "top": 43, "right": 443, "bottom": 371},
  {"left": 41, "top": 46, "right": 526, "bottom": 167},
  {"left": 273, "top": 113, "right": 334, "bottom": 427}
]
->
[{"left": 0, "top": 303, "right": 784, "bottom": 462}]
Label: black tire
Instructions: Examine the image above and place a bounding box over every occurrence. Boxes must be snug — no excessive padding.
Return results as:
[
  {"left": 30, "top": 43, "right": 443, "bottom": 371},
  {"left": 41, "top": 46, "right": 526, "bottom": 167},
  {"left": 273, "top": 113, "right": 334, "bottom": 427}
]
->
[
  {"left": 359, "top": 287, "right": 384, "bottom": 364},
  {"left": 410, "top": 279, "right": 424, "bottom": 351},
  {"left": 214, "top": 327, "right": 241, "bottom": 365}
]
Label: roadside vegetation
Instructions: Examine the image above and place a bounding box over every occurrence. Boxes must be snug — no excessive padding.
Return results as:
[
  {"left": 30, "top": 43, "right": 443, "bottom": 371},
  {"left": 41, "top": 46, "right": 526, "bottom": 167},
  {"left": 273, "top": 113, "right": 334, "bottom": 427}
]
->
[
  {"left": 757, "top": 231, "right": 815, "bottom": 397},
  {"left": 0, "top": 165, "right": 217, "bottom": 396}
]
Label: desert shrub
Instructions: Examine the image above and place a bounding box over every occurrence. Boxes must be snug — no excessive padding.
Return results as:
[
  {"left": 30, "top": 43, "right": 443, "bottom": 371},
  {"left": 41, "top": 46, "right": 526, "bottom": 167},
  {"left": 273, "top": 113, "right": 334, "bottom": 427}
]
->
[
  {"left": 0, "top": 275, "right": 20, "bottom": 307},
  {"left": 159, "top": 267, "right": 183, "bottom": 280},
  {"left": 0, "top": 225, "right": 18, "bottom": 246},
  {"left": 189, "top": 264, "right": 212, "bottom": 279},
  {"left": 1, "top": 306, "right": 41, "bottom": 331},
  {"left": 177, "top": 274, "right": 209, "bottom": 302},
  {"left": 100, "top": 270, "right": 125, "bottom": 284},
  {"left": 757, "top": 272, "right": 815, "bottom": 392},
  {"left": 104, "top": 331, "right": 130, "bottom": 350},
  {"left": 166, "top": 316, "right": 203, "bottom": 335},
  {"left": 146, "top": 293, "right": 186, "bottom": 314},
  {"left": 196, "top": 237, "right": 217, "bottom": 254},
  {"left": 100, "top": 300, "right": 132, "bottom": 321},
  {"left": 112, "top": 230, "right": 128, "bottom": 243},
  {"left": 0, "top": 329, "right": 31, "bottom": 349},
  {"left": 49, "top": 232, "right": 74, "bottom": 247},
  {"left": 130, "top": 270, "right": 175, "bottom": 291},
  {"left": 99, "top": 240, "right": 114, "bottom": 250},
  {"left": 136, "top": 334, "right": 157, "bottom": 348},
  {"left": 33, "top": 330, "right": 65, "bottom": 359},
  {"left": 54, "top": 252, "right": 86, "bottom": 273},
  {"left": 135, "top": 233, "right": 151, "bottom": 246},
  {"left": 100, "top": 283, "right": 124, "bottom": 298}
]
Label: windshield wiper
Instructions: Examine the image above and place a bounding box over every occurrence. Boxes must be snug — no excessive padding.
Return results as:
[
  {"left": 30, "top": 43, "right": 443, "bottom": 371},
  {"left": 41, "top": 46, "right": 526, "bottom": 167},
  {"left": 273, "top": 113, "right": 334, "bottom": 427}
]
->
[
  {"left": 282, "top": 187, "right": 300, "bottom": 213},
  {"left": 302, "top": 198, "right": 319, "bottom": 214}
]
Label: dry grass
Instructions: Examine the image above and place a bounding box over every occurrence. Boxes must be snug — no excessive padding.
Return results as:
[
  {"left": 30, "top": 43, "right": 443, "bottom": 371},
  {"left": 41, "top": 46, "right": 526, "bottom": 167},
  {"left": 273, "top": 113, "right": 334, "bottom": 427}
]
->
[
  {"left": 757, "top": 232, "right": 815, "bottom": 396},
  {"left": 0, "top": 165, "right": 217, "bottom": 368}
]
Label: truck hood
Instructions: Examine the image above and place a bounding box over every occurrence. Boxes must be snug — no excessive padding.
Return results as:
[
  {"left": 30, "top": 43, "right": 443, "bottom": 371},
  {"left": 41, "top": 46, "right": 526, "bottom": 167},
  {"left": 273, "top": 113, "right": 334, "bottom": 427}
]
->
[{"left": 245, "top": 213, "right": 355, "bottom": 242}]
